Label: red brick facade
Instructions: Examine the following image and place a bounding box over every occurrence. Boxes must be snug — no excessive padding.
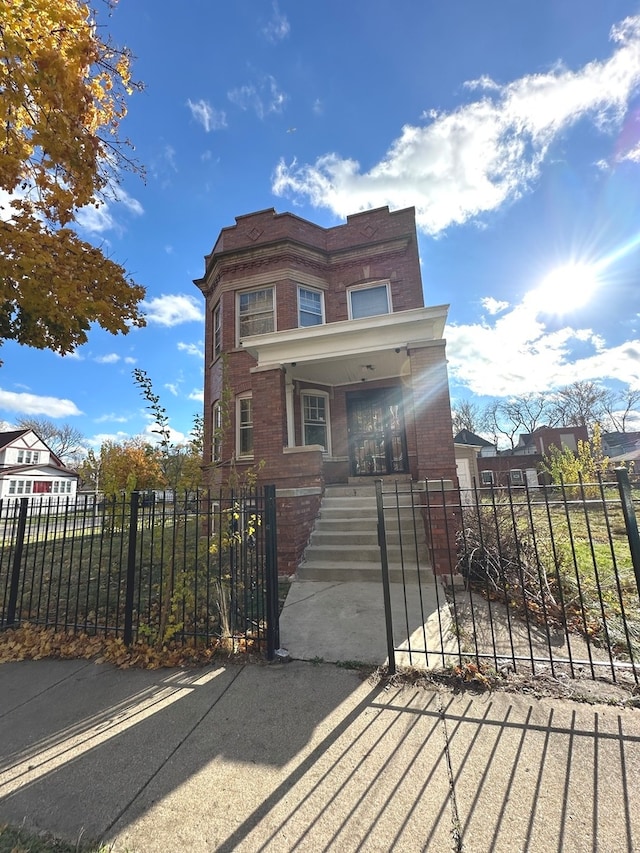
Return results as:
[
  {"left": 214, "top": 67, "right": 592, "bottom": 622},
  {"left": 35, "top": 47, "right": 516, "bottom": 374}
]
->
[{"left": 194, "top": 207, "right": 458, "bottom": 575}]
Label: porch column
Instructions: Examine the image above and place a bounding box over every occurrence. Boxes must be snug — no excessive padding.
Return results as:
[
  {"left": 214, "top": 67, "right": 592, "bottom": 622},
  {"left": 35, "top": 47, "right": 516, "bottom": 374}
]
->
[
  {"left": 251, "top": 365, "right": 288, "bottom": 478},
  {"left": 408, "top": 340, "right": 459, "bottom": 579},
  {"left": 285, "top": 372, "right": 295, "bottom": 447},
  {"left": 408, "top": 340, "right": 457, "bottom": 482}
]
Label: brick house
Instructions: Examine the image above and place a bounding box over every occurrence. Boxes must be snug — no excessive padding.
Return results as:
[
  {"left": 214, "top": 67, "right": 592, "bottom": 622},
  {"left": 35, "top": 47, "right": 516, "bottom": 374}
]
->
[
  {"left": 456, "top": 425, "right": 589, "bottom": 488},
  {"left": 194, "top": 206, "right": 458, "bottom": 574}
]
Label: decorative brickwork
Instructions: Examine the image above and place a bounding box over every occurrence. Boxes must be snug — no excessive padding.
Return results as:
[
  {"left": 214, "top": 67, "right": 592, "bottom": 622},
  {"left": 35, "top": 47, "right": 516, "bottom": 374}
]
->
[{"left": 195, "top": 206, "right": 458, "bottom": 576}]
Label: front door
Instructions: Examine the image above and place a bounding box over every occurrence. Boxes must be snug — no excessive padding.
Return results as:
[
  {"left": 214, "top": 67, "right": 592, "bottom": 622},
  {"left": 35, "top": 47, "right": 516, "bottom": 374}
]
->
[{"left": 347, "top": 389, "right": 408, "bottom": 477}]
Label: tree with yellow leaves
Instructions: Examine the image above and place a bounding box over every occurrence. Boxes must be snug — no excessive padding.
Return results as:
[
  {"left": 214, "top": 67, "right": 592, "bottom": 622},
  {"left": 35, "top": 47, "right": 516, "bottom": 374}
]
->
[{"left": 0, "top": 0, "right": 145, "bottom": 359}]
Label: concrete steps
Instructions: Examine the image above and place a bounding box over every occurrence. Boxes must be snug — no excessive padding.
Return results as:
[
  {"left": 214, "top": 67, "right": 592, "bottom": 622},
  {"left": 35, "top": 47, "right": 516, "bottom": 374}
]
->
[{"left": 297, "top": 483, "right": 434, "bottom": 583}]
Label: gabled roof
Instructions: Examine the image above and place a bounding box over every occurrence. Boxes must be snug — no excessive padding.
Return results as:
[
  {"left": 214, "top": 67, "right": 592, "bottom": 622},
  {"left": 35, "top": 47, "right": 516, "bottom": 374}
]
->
[
  {"left": 0, "top": 429, "right": 65, "bottom": 468},
  {"left": 0, "top": 429, "right": 29, "bottom": 449},
  {"left": 454, "top": 429, "right": 494, "bottom": 448}
]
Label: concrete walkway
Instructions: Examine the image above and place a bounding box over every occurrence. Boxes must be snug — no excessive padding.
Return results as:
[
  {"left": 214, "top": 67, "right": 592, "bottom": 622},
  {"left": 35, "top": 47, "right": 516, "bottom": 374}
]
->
[
  {"left": 1, "top": 659, "right": 639, "bottom": 852},
  {"left": 279, "top": 578, "right": 457, "bottom": 668}
]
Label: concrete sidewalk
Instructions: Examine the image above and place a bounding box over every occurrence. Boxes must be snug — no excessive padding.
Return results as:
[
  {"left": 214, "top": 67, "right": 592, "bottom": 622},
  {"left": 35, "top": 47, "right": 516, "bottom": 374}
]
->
[{"left": 0, "top": 659, "right": 639, "bottom": 852}]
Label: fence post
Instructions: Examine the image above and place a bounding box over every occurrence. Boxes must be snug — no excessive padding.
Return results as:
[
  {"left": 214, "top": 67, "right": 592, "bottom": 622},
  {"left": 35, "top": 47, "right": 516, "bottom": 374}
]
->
[
  {"left": 264, "top": 484, "right": 279, "bottom": 660},
  {"left": 6, "top": 498, "right": 28, "bottom": 627},
  {"left": 616, "top": 467, "right": 640, "bottom": 601},
  {"left": 375, "top": 479, "right": 396, "bottom": 675},
  {"left": 123, "top": 492, "right": 139, "bottom": 645}
]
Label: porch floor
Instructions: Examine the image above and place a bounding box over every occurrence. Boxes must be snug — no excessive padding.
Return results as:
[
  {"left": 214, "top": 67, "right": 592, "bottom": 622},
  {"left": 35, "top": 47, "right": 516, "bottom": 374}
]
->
[{"left": 278, "top": 579, "right": 458, "bottom": 669}]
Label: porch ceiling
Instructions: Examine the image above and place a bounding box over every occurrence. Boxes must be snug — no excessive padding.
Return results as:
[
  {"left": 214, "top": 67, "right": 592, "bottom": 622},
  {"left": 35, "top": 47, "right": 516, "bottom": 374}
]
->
[{"left": 242, "top": 305, "right": 448, "bottom": 386}]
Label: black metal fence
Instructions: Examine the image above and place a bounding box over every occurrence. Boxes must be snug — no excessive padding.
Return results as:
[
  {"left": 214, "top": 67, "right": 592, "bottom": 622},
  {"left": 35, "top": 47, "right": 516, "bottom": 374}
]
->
[
  {"left": 0, "top": 487, "right": 280, "bottom": 659},
  {"left": 377, "top": 469, "right": 640, "bottom": 684}
]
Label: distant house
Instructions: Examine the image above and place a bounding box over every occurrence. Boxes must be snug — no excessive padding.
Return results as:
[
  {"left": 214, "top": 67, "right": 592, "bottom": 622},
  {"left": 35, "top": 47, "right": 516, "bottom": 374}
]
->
[
  {"left": 603, "top": 431, "right": 640, "bottom": 463},
  {"left": 0, "top": 430, "right": 79, "bottom": 507},
  {"left": 455, "top": 425, "right": 589, "bottom": 488}
]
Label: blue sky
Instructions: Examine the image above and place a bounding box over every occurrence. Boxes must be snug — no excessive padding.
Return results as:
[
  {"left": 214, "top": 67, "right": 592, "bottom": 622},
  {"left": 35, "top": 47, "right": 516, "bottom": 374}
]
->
[{"left": 2, "top": 0, "right": 640, "bottom": 447}]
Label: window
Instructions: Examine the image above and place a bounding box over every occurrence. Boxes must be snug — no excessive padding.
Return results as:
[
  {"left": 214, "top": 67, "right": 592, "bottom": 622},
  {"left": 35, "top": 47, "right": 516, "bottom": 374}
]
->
[
  {"left": 237, "top": 395, "right": 253, "bottom": 456},
  {"left": 302, "top": 392, "right": 330, "bottom": 452},
  {"left": 238, "top": 288, "right": 274, "bottom": 338},
  {"left": 33, "top": 481, "right": 51, "bottom": 493},
  {"left": 8, "top": 480, "right": 16, "bottom": 494},
  {"left": 53, "top": 481, "right": 59, "bottom": 494},
  {"left": 32, "top": 452, "right": 39, "bottom": 463},
  {"left": 16, "top": 480, "right": 24, "bottom": 494},
  {"left": 510, "top": 469, "right": 524, "bottom": 485},
  {"left": 298, "top": 287, "right": 323, "bottom": 327},
  {"left": 66, "top": 481, "right": 72, "bottom": 493},
  {"left": 24, "top": 481, "right": 32, "bottom": 494},
  {"left": 213, "top": 401, "right": 222, "bottom": 463},
  {"left": 348, "top": 283, "right": 391, "bottom": 320},
  {"left": 17, "top": 450, "right": 23, "bottom": 463},
  {"left": 213, "top": 303, "right": 222, "bottom": 358},
  {"left": 480, "top": 470, "right": 494, "bottom": 486}
]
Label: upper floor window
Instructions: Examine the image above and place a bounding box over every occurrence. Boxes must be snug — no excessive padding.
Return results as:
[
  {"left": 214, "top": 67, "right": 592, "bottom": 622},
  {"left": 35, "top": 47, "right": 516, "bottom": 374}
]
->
[
  {"left": 348, "top": 283, "right": 391, "bottom": 320},
  {"left": 298, "top": 287, "right": 324, "bottom": 327},
  {"left": 238, "top": 287, "right": 274, "bottom": 339},
  {"left": 480, "top": 470, "right": 494, "bottom": 486},
  {"left": 213, "top": 303, "right": 222, "bottom": 358},
  {"left": 237, "top": 394, "right": 253, "bottom": 457},
  {"left": 16, "top": 449, "right": 39, "bottom": 464}
]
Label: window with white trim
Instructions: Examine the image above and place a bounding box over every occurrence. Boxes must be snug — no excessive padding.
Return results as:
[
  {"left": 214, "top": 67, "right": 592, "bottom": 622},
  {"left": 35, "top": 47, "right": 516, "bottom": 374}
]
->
[
  {"left": 32, "top": 452, "right": 39, "bottom": 463},
  {"left": 237, "top": 394, "right": 253, "bottom": 457},
  {"left": 17, "top": 450, "right": 23, "bottom": 463},
  {"left": 348, "top": 282, "right": 391, "bottom": 320},
  {"left": 298, "top": 286, "right": 323, "bottom": 327},
  {"left": 480, "top": 470, "right": 494, "bottom": 486},
  {"left": 17, "top": 480, "right": 24, "bottom": 494},
  {"left": 8, "top": 480, "right": 16, "bottom": 494},
  {"left": 213, "top": 302, "right": 222, "bottom": 358},
  {"left": 213, "top": 401, "right": 222, "bottom": 463},
  {"left": 24, "top": 481, "right": 32, "bottom": 494},
  {"left": 53, "top": 481, "right": 59, "bottom": 494},
  {"left": 510, "top": 469, "right": 524, "bottom": 485},
  {"left": 301, "top": 392, "right": 330, "bottom": 452},
  {"left": 238, "top": 288, "right": 274, "bottom": 339}
]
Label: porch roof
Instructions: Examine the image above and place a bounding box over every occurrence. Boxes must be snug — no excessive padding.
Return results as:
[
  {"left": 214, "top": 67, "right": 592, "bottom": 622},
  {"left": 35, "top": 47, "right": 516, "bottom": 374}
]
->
[{"left": 242, "top": 305, "right": 448, "bottom": 386}]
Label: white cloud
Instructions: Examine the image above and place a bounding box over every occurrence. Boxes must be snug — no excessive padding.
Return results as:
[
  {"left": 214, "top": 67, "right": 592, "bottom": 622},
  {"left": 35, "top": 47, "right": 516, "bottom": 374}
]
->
[
  {"left": 75, "top": 203, "right": 115, "bottom": 234},
  {"left": 142, "top": 294, "right": 204, "bottom": 326},
  {"left": 263, "top": 2, "right": 290, "bottom": 42},
  {"left": 124, "top": 356, "right": 137, "bottom": 365},
  {"left": 481, "top": 297, "right": 510, "bottom": 315},
  {"left": 188, "top": 389, "right": 205, "bottom": 403},
  {"left": 273, "top": 15, "right": 640, "bottom": 234},
  {"left": 94, "top": 413, "right": 129, "bottom": 424},
  {"left": 95, "top": 353, "right": 120, "bottom": 364},
  {"left": 164, "top": 383, "right": 179, "bottom": 397},
  {"left": 446, "top": 289, "right": 640, "bottom": 397},
  {"left": 76, "top": 186, "right": 143, "bottom": 235},
  {"left": 228, "top": 75, "right": 287, "bottom": 119},
  {"left": 0, "top": 389, "right": 83, "bottom": 418},
  {"left": 87, "top": 431, "right": 131, "bottom": 448},
  {"left": 187, "top": 99, "right": 227, "bottom": 132},
  {"left": 142, "top": 423, "right": 187, "bottom": 446},
  {"left": 177, "top": 341, "right": 204, "bottom": 359}
]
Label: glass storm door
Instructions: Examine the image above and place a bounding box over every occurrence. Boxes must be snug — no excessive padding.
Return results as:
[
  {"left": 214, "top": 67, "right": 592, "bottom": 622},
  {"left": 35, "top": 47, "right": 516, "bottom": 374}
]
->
[{"left": 347, "top": 390, "right": 407, "bottom": 477}]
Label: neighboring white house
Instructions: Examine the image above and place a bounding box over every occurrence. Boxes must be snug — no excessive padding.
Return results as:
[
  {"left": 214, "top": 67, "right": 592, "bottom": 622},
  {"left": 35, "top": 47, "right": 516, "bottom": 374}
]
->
[{"left": 0, "top": 429, "right": 79, "bottom": 507}]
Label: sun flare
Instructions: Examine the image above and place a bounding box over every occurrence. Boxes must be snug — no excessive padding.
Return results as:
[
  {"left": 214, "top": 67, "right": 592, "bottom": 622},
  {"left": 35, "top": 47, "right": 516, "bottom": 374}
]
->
[{"left": 533, "top": 262, "right": 599, "bottom": 314}]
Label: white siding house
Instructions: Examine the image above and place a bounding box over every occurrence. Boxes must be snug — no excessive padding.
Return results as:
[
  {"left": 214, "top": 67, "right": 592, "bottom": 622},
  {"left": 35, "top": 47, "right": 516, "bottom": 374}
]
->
[{"left": 0, "top": 429, "right": 79, "bottom": 507}]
